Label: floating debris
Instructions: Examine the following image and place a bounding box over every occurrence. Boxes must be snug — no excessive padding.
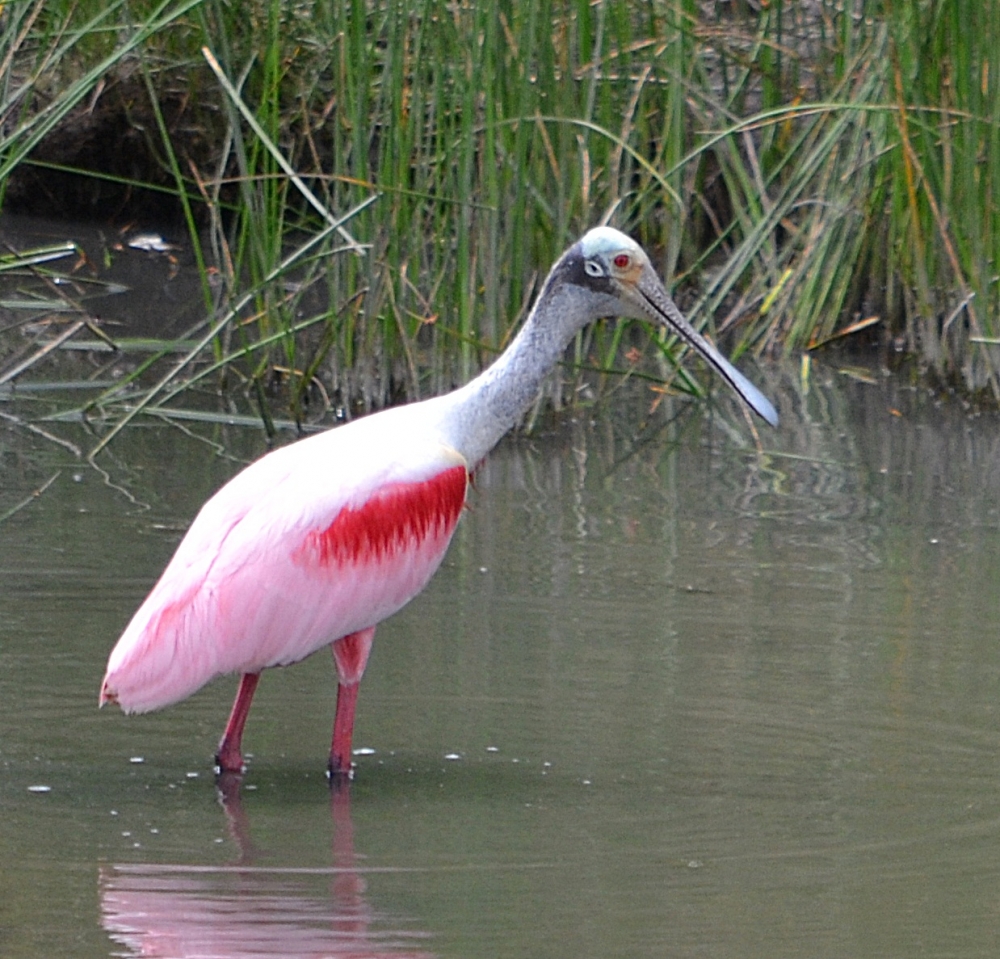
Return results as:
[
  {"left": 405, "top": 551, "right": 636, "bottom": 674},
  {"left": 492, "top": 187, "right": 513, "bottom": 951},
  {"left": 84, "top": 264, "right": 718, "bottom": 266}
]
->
[{"left": 126, "top": 233, "right": 176, "bottom": 253}]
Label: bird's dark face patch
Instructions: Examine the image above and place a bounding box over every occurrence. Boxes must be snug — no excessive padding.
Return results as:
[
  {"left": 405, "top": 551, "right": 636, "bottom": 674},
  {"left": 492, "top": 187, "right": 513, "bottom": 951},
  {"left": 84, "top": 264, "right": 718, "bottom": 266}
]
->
[{"left": 556, "top": 247, "right": 614, "bottom": 295}]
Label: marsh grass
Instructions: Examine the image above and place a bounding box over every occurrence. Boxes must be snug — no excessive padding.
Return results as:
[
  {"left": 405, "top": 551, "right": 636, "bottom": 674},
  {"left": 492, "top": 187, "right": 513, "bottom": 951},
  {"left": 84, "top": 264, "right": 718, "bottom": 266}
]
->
[{"left": 2, "top": 0, "right": 1000, "bottom": 454}]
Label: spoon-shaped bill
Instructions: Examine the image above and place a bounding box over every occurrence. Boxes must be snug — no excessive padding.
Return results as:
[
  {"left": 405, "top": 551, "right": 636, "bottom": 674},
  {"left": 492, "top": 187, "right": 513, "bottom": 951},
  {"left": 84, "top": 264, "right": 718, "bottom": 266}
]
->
[{"left": 638, "top": 270, "right": 778, "bottom": 427}]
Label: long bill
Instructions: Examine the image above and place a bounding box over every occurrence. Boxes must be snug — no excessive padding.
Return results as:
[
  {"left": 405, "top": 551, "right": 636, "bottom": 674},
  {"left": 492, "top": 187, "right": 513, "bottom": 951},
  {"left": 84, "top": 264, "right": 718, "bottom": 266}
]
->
[{"left": 633, "top": 268, "right": 779, "bottom": 427}]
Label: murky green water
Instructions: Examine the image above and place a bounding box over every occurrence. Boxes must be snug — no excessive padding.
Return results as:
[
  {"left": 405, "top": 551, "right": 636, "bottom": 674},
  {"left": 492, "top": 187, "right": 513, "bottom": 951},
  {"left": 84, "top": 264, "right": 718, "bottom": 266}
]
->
[{"left": 4, "top": 331, "right": 1000, "bottom": 955}]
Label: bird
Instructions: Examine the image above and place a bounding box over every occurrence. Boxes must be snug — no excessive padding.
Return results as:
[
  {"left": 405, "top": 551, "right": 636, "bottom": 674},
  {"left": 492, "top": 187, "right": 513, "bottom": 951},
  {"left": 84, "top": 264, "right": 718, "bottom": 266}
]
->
[{"left": 100, "top": 226, "right": 778, "bottom": 782}]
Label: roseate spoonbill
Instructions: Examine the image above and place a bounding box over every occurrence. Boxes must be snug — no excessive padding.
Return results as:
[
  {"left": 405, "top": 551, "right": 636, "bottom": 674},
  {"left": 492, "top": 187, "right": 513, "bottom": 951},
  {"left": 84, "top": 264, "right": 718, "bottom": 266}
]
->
[{"left": 100, "top": 226, "right": 777, "bottom": 781}]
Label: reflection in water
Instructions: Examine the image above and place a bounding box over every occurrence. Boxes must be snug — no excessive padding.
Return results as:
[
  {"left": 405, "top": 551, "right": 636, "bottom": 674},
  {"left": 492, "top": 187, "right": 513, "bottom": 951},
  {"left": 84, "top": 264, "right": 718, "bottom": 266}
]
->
[{"left": 99, "top": 778, "right": 436, "bottom": 959}]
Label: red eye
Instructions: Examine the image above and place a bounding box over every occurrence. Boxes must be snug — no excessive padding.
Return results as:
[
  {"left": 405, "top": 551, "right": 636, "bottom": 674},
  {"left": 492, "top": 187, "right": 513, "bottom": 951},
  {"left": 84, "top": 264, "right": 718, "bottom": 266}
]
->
[{"left": 613, "top": 253, "right": 631, "bottom": 269}]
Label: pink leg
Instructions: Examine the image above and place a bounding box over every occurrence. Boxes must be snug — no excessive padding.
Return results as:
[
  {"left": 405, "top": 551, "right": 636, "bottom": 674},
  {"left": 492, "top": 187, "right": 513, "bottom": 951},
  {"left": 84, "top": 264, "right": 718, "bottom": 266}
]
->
[
  {"left": 329, "top": 627, "right": 376, "bottom": 782},
  {"left": 216, "top": 672, "right": 260, "bottom": 774}
]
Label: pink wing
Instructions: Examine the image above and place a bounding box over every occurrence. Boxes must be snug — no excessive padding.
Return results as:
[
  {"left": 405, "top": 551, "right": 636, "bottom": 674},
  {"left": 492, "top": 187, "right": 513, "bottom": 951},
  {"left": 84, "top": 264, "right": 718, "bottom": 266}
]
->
[{"left": 101, "top": 425, "right": 468, "bottom": 714}]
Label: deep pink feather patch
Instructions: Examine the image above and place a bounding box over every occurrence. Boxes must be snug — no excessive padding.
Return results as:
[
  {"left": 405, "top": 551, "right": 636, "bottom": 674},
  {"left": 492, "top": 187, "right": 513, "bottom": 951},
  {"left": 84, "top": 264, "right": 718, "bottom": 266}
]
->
[{"left": 297, "top": 465, "right": 468, "bottom": 568}]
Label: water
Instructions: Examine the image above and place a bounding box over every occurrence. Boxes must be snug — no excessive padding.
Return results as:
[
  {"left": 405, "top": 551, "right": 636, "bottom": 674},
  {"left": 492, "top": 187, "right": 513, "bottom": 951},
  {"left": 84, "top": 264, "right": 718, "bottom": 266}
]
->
[{"left": 5, "top": 246, "right": 1000, "bottom": 955}]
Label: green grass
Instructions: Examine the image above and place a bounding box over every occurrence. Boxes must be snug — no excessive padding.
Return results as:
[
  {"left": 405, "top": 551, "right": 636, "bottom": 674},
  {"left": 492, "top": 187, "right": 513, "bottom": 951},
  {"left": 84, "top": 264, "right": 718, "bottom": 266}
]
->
[{"left": 2, "top": 0, "right": 1000, "bottom": 453}]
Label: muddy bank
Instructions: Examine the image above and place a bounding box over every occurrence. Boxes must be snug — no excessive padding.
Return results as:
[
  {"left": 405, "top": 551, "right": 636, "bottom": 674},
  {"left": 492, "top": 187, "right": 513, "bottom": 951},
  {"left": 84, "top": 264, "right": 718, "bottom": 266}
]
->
[{"left": 6, "top": 69, "right": 224, "bottom": 225}]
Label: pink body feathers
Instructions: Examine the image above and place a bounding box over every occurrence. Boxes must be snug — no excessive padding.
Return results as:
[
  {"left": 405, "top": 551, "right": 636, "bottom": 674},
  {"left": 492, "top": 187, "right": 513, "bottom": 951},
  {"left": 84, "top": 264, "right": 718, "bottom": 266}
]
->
[
  {"left": 101, "top": 402, "right": 471, "bottom": 777},
  {"left": 102, "top": 452, "right": 467, "bottom": 712}
]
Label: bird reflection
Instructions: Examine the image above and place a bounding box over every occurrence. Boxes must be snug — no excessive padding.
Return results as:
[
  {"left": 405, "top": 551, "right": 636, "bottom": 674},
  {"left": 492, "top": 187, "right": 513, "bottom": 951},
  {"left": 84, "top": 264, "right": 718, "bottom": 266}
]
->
[{"left": 99, "top": 775, "right": 436, "bottom": 959}]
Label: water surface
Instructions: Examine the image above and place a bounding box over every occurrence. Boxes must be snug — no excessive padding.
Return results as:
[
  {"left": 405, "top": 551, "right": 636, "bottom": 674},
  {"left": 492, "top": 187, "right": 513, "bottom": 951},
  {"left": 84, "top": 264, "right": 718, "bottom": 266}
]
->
[{"left": 3, "top": 316, "right": 1000, "bottom": 956}]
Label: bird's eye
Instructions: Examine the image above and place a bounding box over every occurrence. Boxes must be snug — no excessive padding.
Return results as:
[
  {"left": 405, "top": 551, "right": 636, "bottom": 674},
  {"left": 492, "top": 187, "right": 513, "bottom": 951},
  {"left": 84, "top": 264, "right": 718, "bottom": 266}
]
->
[
  {"left": 613, "top": 253, "right": 631, "bottom": 270},
  {"left": 584, "top": 260, "right": 604, "bottom": 278}
]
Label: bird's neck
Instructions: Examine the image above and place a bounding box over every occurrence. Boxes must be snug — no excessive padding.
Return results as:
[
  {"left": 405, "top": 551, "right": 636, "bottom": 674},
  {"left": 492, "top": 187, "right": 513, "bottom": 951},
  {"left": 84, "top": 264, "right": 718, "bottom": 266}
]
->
[{"left": 438, "top": 280, "right": 592, "bottom": 465}]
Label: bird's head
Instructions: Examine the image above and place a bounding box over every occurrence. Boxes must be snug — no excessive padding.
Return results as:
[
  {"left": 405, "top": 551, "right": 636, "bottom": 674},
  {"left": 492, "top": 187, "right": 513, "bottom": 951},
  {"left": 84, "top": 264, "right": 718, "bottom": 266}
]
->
[{"left": 557, "top": 226, "right": 778, "bottom": 427}]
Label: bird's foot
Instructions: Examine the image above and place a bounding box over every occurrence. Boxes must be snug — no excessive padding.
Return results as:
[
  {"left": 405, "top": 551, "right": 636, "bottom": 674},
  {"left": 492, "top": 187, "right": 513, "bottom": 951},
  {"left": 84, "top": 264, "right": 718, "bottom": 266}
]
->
[
  {"left": 214, "top": 744, "right": 246, "bottom": 777},
  {"left": 326, "top": 754, "right": 355, "bottom": 787}
]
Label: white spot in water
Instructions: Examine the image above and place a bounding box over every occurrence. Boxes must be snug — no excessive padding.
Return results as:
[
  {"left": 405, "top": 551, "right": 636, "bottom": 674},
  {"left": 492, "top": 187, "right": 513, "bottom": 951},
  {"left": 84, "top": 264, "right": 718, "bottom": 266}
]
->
[
  {"left": 149, "top": 828, "right": 159, "bottom": 834},
  {"left": 27, "top": 785, "right": 51, "bottom": 793},
  {"left": 687, "top": 860, "right": 704, "bottom": 869},
  {"left": 486, "top": 746, "right": 499, "bottom": 753},
  {"left": 353, "top": 746, "right": 376, "bottom": 756},
  {"left": 186, "top": 772, "right": 199, "bottom": 778},
  {"left": 129, "top": 756, "right": 145, "bottom": 764},
  {"left": 121, "top": 831, "right": 131, "bottom": 837},
  {"left": 244, "top": 784, "right": 258, "bottom": 791},
  {"left": 127, "top": 233, "right": 176, "bottom": 253},
  {"left": 479, "top": 567, "right": 488, "bottom": 573},
  {"left": 444, "top": 753, "right": 461, "bottom": 761},
  {"left": 581, "top": 779, "right": 592, "bottom": 785}
]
